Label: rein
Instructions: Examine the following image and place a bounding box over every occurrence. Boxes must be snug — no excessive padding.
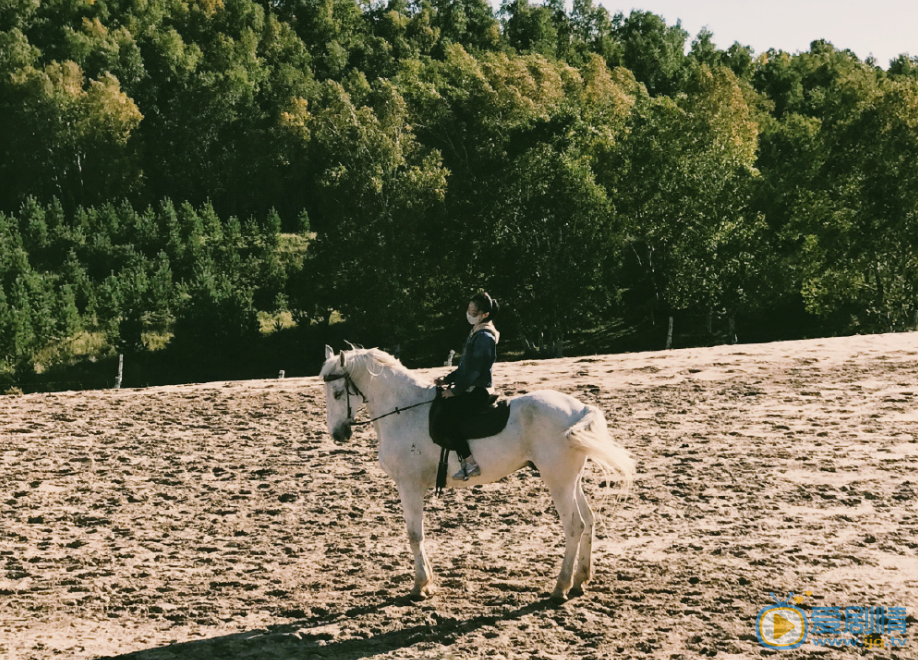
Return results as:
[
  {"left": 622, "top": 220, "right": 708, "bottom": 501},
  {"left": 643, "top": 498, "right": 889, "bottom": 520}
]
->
[{"left": 325, "top": 372, "right": 436, "bottom": 426}]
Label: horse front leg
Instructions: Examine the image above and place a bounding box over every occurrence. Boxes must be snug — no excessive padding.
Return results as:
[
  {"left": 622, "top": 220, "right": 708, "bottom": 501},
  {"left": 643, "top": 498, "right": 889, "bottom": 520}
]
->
[{"left": 397, "top": 482, "right": 435, "bottom": 599}]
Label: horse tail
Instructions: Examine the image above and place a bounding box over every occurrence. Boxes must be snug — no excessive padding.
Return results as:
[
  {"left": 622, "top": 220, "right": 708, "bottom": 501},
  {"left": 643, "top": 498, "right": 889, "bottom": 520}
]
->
[{"left": 565, "top": 405, "right": 635, "bottom": 498}]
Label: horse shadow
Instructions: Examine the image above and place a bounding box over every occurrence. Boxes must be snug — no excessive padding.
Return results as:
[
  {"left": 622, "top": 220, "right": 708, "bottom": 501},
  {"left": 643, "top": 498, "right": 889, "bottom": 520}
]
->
[{"left": 102, "top": 595, "right": 561, "bottom": 660}]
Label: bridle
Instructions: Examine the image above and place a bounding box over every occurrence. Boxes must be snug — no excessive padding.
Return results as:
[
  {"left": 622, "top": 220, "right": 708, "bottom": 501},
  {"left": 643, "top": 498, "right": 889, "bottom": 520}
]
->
[
  {"left": 324, "top": 371, "right": 436, "bottom": 427},
  {"left": 324, "top": 371, "right": 366, "bottom": 425}
]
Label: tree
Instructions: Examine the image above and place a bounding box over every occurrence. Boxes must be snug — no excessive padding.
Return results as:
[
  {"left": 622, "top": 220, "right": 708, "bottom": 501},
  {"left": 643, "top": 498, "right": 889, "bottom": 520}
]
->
[
  {"left": 888, "top": 54, "right": 918, "bottom": 80},
  {"left": 172, "top": 256, "right": 260, "bottom": 349},
  {"left": 0, "top": 60, "right": 143, "bottom": 211},
  {"left": 500, "top": 0, "right": 558, "bottom": 58},
  {"left": 607, "top": 65, "right": 763, "bottom": 341},
  {"left": 689, "top": 27, "right": 755, "bottom": 82},
  {"left": 567, "top": 0, "right": 619, "bottom": 66},
  {"left": 60, "top": 248, "right": 96, "bottom": 317},
  {"left": 428, "top": 0, "right": 501, "bottom": 55},
  {"left": 306, "top": 78, "right": 448, "bottom": 341},
  {"left": 791, "top": 76, "right": 918, "bottom": 330},
  {"left": 0, "top": 270, "right": 59, "bottom": 372},
  {"left": 485, "top": 144, "right": 619, "bottom": 355},
  {"left": 280, "top": 0, "right": 369, "bottom": 80},
  {"left": 611, "top": 10, "right": 688, "bottom": 96}
]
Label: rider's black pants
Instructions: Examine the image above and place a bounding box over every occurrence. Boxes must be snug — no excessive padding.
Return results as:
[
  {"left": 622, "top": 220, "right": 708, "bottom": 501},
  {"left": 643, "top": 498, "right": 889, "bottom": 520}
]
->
[{"left": 436, "top": 387, "right": 490, "bottom": 459}]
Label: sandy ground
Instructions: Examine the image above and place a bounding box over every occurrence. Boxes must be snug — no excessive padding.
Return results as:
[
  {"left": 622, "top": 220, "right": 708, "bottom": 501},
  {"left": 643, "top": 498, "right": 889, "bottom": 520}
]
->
[{"left": 1, "top": 332, "right": 917, "bottom": 660}]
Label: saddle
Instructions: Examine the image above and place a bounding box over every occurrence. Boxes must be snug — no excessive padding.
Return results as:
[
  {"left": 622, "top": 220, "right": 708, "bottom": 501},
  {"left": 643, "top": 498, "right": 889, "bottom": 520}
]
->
[
  {"left": 429, "top": 388, "right": 511, "bottom": 495},
  {"left": 428, "top": 389, "right": 511, "bottom": 446}
]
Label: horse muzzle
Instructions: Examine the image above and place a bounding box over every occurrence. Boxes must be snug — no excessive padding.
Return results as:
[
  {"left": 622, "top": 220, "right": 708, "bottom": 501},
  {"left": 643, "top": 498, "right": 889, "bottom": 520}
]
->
[{"left": 332, "top": 423, "right": 353, "bottom": 443}]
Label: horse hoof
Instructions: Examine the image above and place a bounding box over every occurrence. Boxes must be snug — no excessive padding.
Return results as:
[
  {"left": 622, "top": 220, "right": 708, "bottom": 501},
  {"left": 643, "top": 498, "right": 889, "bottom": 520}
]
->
[
  {"left": 549, "top": 591, "right": 568, "bottom": 605},
  {"left": 568, "top": 586, "right": 585, "bottom": 598},
  {"left": 410, "top": 585, "right": 436, "bottom": 601}
]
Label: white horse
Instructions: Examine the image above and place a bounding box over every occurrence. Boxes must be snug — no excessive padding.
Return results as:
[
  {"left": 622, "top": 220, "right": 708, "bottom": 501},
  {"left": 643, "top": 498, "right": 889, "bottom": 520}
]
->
[{"left": 320, "top": 345, "right": 635, "bottom": 602}]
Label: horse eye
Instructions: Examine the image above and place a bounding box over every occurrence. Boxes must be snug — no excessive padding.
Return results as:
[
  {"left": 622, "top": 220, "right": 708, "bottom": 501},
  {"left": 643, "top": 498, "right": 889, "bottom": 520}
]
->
[{"left": 334, "top": 389, "right": 343, "bottom": 400}]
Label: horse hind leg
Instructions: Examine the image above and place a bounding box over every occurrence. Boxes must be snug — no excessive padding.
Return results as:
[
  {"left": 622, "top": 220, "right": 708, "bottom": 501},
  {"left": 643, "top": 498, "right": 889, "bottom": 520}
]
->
[
  {"left": 543, "top": 459, "right": 588, "bottom": 602},
  {"left": 570, "top": 478, "right": 595, "bottom": 596}
]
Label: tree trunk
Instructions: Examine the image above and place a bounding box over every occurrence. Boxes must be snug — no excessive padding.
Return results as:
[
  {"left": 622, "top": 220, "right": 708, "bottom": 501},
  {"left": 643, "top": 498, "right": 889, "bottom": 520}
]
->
[
  {"left": 665, "top": 315, "right": 674, "bottom": 350},
  {"left": 706, "top": 308, "right": 713, "bottom": 335},
  {"left": 728, "top": 314, "right": 737, "bottom": 345}
]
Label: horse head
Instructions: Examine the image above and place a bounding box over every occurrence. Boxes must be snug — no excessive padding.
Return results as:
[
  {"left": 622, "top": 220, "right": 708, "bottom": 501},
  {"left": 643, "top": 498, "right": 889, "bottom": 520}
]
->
[
  {"left": 321, "top": 344, "right": 413, "bottom": 442},
  {"left": 321, "top": 344, "right": 355, "bottom": 442}
]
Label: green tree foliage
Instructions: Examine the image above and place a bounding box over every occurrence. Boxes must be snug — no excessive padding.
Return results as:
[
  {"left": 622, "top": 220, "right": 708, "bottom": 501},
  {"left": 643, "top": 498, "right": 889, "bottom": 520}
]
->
[
  {"left": 608, "top": 64, "right": 763, "bottom": 332},
  {"left": 754, "top": 42, "right": 918, "bottom": 332},
  {"left": 501, "top": 0, "right": 559, "bottom": 58},
  {"left": 172, "top": 256, "right": 260, "bottom": 349},
  {"left": 485, "top": 144, "right": 617, "bottom": 350},
  {"left": 689, "top": 28, "right": 754, "bottom": 81},
  {"left": 304, "top": 78, "right": 448, "bottom": 340},
  {"left": 0, "top": 59, "right": 143, "bottom": 210},
  {"left": 788, "top": 75, "right": 918, "bottom": 330},
  {"left": 2, "top": 1, "right": 916, "bottom": 380},
  {"left": 888, "top": 54, "right": 918, "bottom": 80},
  {"left": 428, "top": 0, "right": 501, "bottom": 54},
  {"left": 611, "top": 10, "right": 688, "bottom": 96},
  {"left": 0, "top": 197, "right": 287, "bottom": 373}
]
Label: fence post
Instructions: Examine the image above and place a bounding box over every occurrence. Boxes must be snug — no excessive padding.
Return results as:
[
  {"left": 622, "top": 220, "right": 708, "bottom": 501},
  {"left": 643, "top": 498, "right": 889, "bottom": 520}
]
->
[{"left": 115, "top": 354, "right": 123, "bottom": 389}]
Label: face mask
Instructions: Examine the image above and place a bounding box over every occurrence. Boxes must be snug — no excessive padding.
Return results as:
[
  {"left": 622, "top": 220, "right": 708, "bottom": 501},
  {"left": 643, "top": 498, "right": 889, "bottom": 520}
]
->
[{"left": 466, "top": 312, "right": 480, "bottom": 325}]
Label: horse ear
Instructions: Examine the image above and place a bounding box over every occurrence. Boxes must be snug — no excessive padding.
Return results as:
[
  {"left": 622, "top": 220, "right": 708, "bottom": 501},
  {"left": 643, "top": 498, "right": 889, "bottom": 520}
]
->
[
  {"left": 325, "top": 344, "right": 334, "bottom": 360},
  {"left": 339, "top": 351, "right": 346, "bottom": 368}
]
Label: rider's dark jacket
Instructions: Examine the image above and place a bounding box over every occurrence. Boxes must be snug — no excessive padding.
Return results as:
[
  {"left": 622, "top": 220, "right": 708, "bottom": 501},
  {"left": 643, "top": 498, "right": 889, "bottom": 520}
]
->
[{"left": 444, "top": 321, "right": 499, "bottom": 392}]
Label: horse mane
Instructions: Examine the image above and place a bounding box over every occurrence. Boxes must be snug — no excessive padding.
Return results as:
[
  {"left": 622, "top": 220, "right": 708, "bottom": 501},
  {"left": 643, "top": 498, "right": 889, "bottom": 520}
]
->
[{"left": 321, "top": 346, "right": 422, "bottom": 385}]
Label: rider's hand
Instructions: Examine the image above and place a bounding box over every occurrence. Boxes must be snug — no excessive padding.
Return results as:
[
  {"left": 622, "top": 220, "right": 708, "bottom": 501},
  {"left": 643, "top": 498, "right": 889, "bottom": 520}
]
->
[
  {"left": 434, "top": 377, "right": 445, "bottom": 387},
  {"left": 442, "top": 388, "right": 454, "bottom": 399}
]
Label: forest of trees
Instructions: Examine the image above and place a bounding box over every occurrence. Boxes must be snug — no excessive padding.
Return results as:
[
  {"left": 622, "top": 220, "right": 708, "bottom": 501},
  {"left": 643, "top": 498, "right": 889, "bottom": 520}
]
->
[{"left": 2, "top": 0, "right": 917, "bottom": 388}]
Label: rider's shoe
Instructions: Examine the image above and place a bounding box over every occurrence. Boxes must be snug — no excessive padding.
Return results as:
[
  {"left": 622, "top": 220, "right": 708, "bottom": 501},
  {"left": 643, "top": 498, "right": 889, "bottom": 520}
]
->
[{"left": 453, "top": 455, "right": 481, "bottom": 481}]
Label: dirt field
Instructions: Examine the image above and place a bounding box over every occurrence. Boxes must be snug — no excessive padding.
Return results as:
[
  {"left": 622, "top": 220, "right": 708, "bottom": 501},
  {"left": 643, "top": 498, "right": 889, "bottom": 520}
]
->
[{"left": 1, "top": 333, "right": 916, "bottom": 659}]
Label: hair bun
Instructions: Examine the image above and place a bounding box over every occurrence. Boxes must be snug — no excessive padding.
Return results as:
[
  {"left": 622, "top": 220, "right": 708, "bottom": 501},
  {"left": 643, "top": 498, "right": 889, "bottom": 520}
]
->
[{"left": 470, "top": 291, "right": 498, "bottom": 319}]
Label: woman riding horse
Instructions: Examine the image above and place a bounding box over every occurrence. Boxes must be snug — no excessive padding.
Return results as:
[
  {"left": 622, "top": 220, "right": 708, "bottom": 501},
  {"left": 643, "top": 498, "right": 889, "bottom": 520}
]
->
[{"left": 434, "top": 291, "right": 500, "bottom": 480}]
